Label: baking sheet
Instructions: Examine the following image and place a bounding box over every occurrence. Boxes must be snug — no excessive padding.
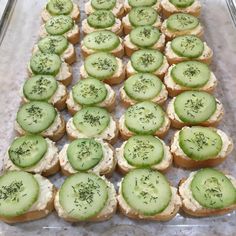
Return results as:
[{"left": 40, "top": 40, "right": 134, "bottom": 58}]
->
[{"left": 0, "top": 0, "right": 236, "bottom": 235}]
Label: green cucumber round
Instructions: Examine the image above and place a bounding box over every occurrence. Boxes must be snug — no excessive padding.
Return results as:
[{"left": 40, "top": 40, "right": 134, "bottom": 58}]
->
[
  {"left": 124, "top": 135, "right": 164, "bottom": 167},
  {"left": 23, "top": 75, "right": 58, "bottom": 101},
  {"left": 16, "top": 101, "right": 57, "bottom": 134},
  {"left": 46, "top": 0, "right": 73, "bottom": 15},
  {"left": 130, "top": 26, "right": 160, "bottom": 48},
  {"left": 83, "top": 31, "right": 120, "bottom": 52},
  {"left": 59, "top": 172, "right": 108, "bottom": 220},
  {"left": 131, "top": 49, "right": 164, "bottom": 73},
  {"left": 84, "top": 52, "right": 117, "bottom": 79},
  {"left": 191, "top": 168, "right": 236, "bottom": 209},
  {"left": 8, "top": 135, "right": 48, "bottom": 168},
  {"left": 30, "top": 52, "right": 61, "bottom": 76},
  {"left": 179, "top": 127, "right": 223, "bottom": 161},
  {"left": 122, "top": 169, "right": 172, "bottom": 215},
  {"left": 124, "top": 73, "right": 162, "bottom": 101},
  {"left": 125, "top": 101, "right": 165, "bottom": 134},
  {"left": 87, "top": 10, "right": 115, "bottom": 29},
  {"left": 73, "top": 107, "right": 110, "bottom": 136},
  {"left": 128, "top": 0, "right": 157, "bottom": 7},
  {"left": 45, "top": 15, "right": 74, "bottom": 35},
  {"left": 174, "top": 91, "right": 217, "bottom": 124},
  {"left": 129, "top": 7, "right": 157, "bottom": 27},
  {"left": 91, "top": 0, "right": 116, "bottom": 10},
  {"left": 171, "top": 61, "right": 210, "bottom": 88},
  {"left": 0, "top": 171, "right": 39, "bottom": 217},
  {"left": 169, "top": 0, "right": 194, "bottom": 8}
]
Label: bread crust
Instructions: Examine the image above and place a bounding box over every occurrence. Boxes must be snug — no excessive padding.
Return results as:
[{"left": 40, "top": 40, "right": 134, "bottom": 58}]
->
[
  {"left": 42, "top": 160, "right": 60, "bottom": 176},
  {"left": 59, "top": 69, "right": 73, "bottom": 86},
  {"left": 47, "top": 115, "right": 66, "bottom": 142},
  {"left": 0, "top": 186, "right": 56, "bottom": 224},
  {"left": 54, "top": 91, "right": 67, "bottom": 111},
  {"left": 67, "top": 28, "right": 80, "bottom": 44},
  {"left": 64, "top": 46, "right": 76, "bottom": 64},
  {"left": 178, "top": 179, "right": 236, "bottom": 217}
]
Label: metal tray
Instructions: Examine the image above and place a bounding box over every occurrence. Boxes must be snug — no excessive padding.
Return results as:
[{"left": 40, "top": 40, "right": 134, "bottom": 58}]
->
[{"left": 0, "top": 0, "right": 236, "bottom": 235}]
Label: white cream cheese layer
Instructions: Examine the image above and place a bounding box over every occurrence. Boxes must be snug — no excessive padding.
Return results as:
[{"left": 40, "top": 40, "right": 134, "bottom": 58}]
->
[
  {"left": 164, "top": 65, "right": 217, "bottom": 91},
  {"left": 66, "top": 84, "right": 115, "bottom": 112},
  {"left": 171, "top": 127, "right": 233, "bottom": 159},
  {"left": 179, "top": 172, "right": 236, "bottom": 211},
  {"left": 54, "top": 177, "right": 117, "bottom": 220},
  {"left": 116, "top": 138, "right": 172, "bottom": 171},
  {"left": 119, "top": 84, "right": 168, "bottom": 106},
  {"left": 66, "top": 116, "right": 117, "bottom": 141},
  {"left": 167, "top": 98, "right": 224, "bottom": 123},
  {"left": 59, "top": 139, "right": 115, "bottom": 175},
  {"left": 82, "top": 18, "right": 122, "bottom": 35},
  {"left": 5, "top": 138, "right": 59, "bottom": 173},
  {"left": 124, "top": 0, "right": 161, "bottom": 13}
]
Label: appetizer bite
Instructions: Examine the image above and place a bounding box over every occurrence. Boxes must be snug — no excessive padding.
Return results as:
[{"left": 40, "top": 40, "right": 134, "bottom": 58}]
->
[
  {"left": 59, "top": 138, "right": 116, "bottom": 176},
  {"left": 122, "top": 7, "right": 161, "bottom": 35},
  {"left": 167, "top": 91, "right": 224, "bottom": 128},
  {"left": 124, "top": 0, "right": 161, "bottom": 14},
  {"left": 22, "top": 75, "right": 67, "bottom": 111},
  {"left": 66, "top": 107, "right": 118, "bottom": 144},
  {"left": 165, "top": 35, "right": 213, "bottom": 65},
  {"left": 85, "top": 0, "right": 124, "bottom": 18},
  {"left": 81, "top": 31, "right": 124, "bottom": 58},
  {"left": 28, "top": 52, "right": 72, "bottom": 86},
  {"left": 179, "top": 168, "right": 236, "bottom": 217},
  {"left": 120, "top": 73, "right": 168, "bottom": 107},
  {"left": 161, "top": 13, "right": 203, "bottom": 40},
  {"left": 54, "top": 172, "right": 117, "bottom": 222},
  {"left": 42, "top": 0, "right": 80, "bottom": 22},
  {"left": 126, "top": 49, "right": 169, "bottom": 79},
  {"left": 40, "top": 15, "right": 80, "bottom": 44},
  {"left": 119, "top": 101, "right": 170, "bottom": 140},
  {"left": 124, "top": 26, "right": 165, "bottom": 56},
  {"left": 82, "top": 10, "right": 123, "bottom": 36},
  {"left": 116, "top": 135, "right": 172, "bottom": 174},
  {"left": 80, "top": 52, "right": 125, "bottom": 85},
  {"left": 15, "top": 101, "right": 65, "bottom": 141},
  {"left": 161, "top": 0, "right": 201, "bottom": 18},
  {"left": 33, "top": 36, "right": 76, "bottom": 64},
  {"left": 171, "top": 126, "right": 233, "bottom": 169},
  {"left": 164, "top": 61, "right": 217, "bottom": 97},
  {"left": 0, "top": 171, "right": 55, "bottom": 223},
  {"left": 67, "top": 78, "right": 115, "bottom": 115},
  {"left": 5, "top": 135, "right": 60, "bottom": 176},
  {"left": 117, "top": 169, "right": 181, "bottom": 220}
]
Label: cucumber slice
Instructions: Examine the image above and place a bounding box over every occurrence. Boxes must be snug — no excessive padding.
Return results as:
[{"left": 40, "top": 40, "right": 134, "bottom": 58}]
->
[
  {"left": 129, "top": 7, "right": 157, "bottom": 27},
  {"left": 83, "top": 31, "right": 120, "bottom": 52},
  {"left": 67, "top": 138, "right": 103, "bottom": 171},
  {"left": 171, "top": 35, "right": 204, "bottom": 58},
  {"left": 130, "top": 26, "right": 160, "bottom": 48},
  {"left": 45, "top": 15, "right": 74, "bottom": 35},
  {"left": 124, "top": 135, "right": 164, "bottom": 167},
  {"left": 169, "top": 0, "right": 194, "bottom": 8},
  {"left": 125, "top": 101, "right": 165, "bottom": 134},
  {"left": 8, "top": 135, "right": 48, "bottom": 168},
  {"left": 0, "top": 171, "right": 39, "bottom": 217},
  {"left": 23, "top": 75, "right": 58, "bottom": 101},
  {"left": 84, "top": 52, "right": 117, "bottom": 79},
  {"left": 72, "top": 78, "right": 107, "bottom": 106},
  {"left": 73, "top": 107, "right": 110, "bottom": 136},
  {"left": 46, "top": 0, "right": 73, "bottom": 15},
  {"left": 167, "top": 13, "right": 199, "bottom": 32},
  {"left": 171, "top": 61, "right": 210, "bottom": 88},
  {"left": 38, "top": 35, "right": 68, "bottom": 55},
  {"left": 16, "top": 101, "right": 57, "bottom": 134},
  {"left": 87, "top": 10, "right": 115, "bottom": 29},
  {"left": 128, "top": 0, "right": 157, "bottom": 7},
  {"left": 30, "top": 53, "right": 61, "bottom": 76},
  {"left": 174, "top": 91, "right": 217, "bottom": 124},
  {"left": 91, "top": 0, "right": 116, "bottom": 10},
  {"left": 59, "top": 172, "right": 108, "bottom": 220},
  {"left": 191, "top": 168, "right": 236, "bottom": 209},
  {"left": 179, "top": 127, "right": 223, "bottom": 161},
  {"left": 131, "top": 49, "right": 164, "bottom": 73},
  {"left": 122, "top": 169, "right": 172, "bottom": 215},
  {"left": 124, "top": 73, "right": 162, "bottom": 101}
]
